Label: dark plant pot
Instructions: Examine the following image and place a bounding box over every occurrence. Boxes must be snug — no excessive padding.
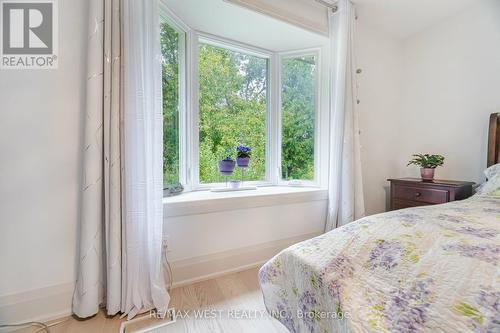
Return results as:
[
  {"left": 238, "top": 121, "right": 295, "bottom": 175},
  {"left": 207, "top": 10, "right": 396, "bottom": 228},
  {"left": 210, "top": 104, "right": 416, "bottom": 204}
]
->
[
  {"left": 420, "top": 168, "right": 435, "bottom": 181},
  {"left": 219, "top": 160, "right": 235, "bottom": 175},
  {"left": 237, "top": 156, "right": 250, "bottom": 168}
]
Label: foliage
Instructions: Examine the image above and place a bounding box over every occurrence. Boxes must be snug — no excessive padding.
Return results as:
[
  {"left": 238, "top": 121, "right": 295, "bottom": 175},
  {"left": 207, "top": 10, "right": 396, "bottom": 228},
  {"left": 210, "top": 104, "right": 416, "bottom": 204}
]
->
[
  {"left": 407, "top": 154, "right": 445, "bottom": 169},
  {"left": 161, "top": 23, "right": 316, "bottom": 186},
  {"left": 198, "top": 43, "right": 267, "bottom": 183},
  {"left": 160, "top": 23, "right": 180, "bottom": 187},
  {"left": 281, "top": 56, "right": 316, "bottom": 180}
]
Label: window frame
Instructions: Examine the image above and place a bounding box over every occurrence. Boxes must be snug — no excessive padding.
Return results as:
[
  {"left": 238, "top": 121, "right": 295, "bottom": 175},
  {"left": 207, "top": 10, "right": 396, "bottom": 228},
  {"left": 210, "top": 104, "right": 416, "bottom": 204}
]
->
[
  {"left": 277, "top": 49, "right": 322, "bottom": 186},
  {"left": 159, "top": 5, "right": 190, "bottom": 189},
  {"left": 160, "top": 7, "right": 322, "bottom": 192}
]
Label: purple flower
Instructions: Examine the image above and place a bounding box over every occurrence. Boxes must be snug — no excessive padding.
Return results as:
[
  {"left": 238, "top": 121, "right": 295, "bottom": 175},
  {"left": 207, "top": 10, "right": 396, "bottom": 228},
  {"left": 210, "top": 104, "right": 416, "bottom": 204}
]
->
[
  {"left": 394, "top": 213, "right": 423, "bottom": 223},
  {"left": 480, "top": 198, "right": 500, "bottom": 205},
  {"left": 478, "top": 289, "right": 500, "bottom": 314},
  {"left": 318, "top": 255, "right": 354, "bottom": 288},
  {"left": 312, "top": 255, "right": 354, "bottom": 313},
  {"left": 299, "top": 291, "right": 317, "bottom": 311},
  {"left": 368, "top": 240, "right": 403, "bottom": 271},
  {"left": 298, "top": 291, "right": 318, "bottom": 332},
  {"left": 468, "top": 288, "right": 500, "bottom": 332},
  {"left": 459, "top": 286, "right": 500, "bottom": 333},
  {"left": 436, "top": 214, "right": 468, "bottom": 224},
  {"left": 385, "top": 278, "right": 434, "bottom": 332},
  {"left": 483, "top": 208, "right": 500, "bottom": 214},
  {"left": 445, "top": 207, "right": 471, "bottom": 213},
  {"left": 383, "top": 212, "right": 424, "bottom": 227},
  {"left": 236, "top": 145, "right": 252, "bottom": 153},
  {"left": 259, "top": 261, "right": 283, "bottom": 284},
  {"left": 455, "top": 226, "right": 499, "bottom": 239},
  {"left": 442, "top": 243, "right": 500, "bottom": 265},
  {"left": 327, "top": 280, "right": 342, "bottom": 299},
  {"left": 338, "top": 219, "right": 370, "bottom": 234},
  {"left": 236, "top": 145, "right": 252, "bottom": 158},
  {"left": 275, "top": 302, "right": 297, "bottom": 333}
]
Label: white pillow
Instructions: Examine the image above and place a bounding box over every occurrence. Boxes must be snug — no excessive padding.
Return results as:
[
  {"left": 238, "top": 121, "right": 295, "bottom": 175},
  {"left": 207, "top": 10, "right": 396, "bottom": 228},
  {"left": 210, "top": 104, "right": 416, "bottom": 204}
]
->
[
  {"left": 476, "top": 172, "right": 500, "bottom": 196},
  {"left": 484, "top": 163, "right": 500, "bottom": 179}
]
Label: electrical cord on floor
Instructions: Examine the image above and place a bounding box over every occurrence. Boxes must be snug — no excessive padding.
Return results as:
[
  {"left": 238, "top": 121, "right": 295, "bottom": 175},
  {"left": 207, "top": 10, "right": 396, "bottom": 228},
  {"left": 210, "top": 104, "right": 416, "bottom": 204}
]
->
[
  {"left": 0, "top": 321, "right": 50, "bottom": 332},
  {"left": 2, "top": 248, "right": 173, "bottom": 333},
  {"left": 166, "top": 258, "right": 173, "bottom": 292},
  {"left": 33, "top": 319, "right": 70, "bottom": 333},
  {"left": 0, "top": 317, "right": 69, "bottom": 333},
  {"left": 163, "top": 241, "right": 173, "bottom": 293}
]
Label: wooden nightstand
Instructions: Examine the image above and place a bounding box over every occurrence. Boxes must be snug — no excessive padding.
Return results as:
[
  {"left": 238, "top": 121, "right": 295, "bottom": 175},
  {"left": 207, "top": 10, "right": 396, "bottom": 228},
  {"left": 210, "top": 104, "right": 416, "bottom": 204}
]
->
[{"left": 387, "top": 178, "right": 475, "bottom": 210}]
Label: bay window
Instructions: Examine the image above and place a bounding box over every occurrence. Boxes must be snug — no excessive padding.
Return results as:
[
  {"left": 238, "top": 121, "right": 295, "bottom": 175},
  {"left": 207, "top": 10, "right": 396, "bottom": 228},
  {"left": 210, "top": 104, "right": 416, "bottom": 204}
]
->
[{"left": 161, "top": 15, "right": 321, "bottom": 191}]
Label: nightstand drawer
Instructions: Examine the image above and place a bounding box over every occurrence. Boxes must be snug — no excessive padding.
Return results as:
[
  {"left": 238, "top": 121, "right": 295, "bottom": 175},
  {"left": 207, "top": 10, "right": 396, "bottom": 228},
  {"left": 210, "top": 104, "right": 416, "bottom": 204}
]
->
[
  {"left": 388, "top": 178, "right": 474, "bottom": 211},
  {"left": 392, "top": 199, "right": 428, "bottom": 210},
  {"left": 393, "top": 185, "right": 449, "bottom": 204}
]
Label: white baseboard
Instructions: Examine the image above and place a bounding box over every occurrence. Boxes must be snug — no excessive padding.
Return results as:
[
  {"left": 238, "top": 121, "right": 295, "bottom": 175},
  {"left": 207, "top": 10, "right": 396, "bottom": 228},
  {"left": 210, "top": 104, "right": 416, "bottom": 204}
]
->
[
  {"left": 0, "top": 232, "right": 318, "bottom": 326},
  {"left": 169, "top": 232, "right": 319, "bottom": 288},
  {"left": 0, "top": 282, "right": 74, "bottom": 329}
]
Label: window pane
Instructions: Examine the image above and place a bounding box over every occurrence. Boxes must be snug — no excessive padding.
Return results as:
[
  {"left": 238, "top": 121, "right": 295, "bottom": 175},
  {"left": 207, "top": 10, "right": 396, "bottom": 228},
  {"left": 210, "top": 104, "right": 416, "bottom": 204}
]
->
[
  {"left": 161, "top": 22, "right": 181, "bottom": 188},
  {"left": 281, "top": 56, "right": 316, "bottom": 181},
  {"left": 198, "top": 43, "right": 268, "bottom": 184}
]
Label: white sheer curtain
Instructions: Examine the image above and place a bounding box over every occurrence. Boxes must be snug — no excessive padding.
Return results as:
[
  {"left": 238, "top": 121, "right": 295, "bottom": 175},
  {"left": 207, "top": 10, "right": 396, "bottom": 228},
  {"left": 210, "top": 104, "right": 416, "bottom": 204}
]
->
[
  {"left": 326, "top": 0, "right": 365, "bottom": 232},
  {"left": 121, "top": 0, "right": 170, "bottom": 319},
  {"left": 73, "top": 0, "right": 170, "bottom": 319}
]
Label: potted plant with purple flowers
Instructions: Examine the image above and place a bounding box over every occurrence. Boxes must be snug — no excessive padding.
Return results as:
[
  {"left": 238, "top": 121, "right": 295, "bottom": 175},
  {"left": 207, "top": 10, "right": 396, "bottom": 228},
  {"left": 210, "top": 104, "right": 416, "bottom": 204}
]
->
[
  {"left": 236, "top": 145, "right": 251, "bottom": 168},
  {"left": 219, "top": 156, "right": 236, "bottom": 175}
]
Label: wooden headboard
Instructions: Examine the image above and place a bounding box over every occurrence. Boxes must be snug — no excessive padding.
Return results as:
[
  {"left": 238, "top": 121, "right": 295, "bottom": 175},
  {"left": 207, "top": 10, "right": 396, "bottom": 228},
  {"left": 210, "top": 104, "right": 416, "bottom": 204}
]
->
[{"left": 488, "top": 112, "right": 500, "bottom": 167}]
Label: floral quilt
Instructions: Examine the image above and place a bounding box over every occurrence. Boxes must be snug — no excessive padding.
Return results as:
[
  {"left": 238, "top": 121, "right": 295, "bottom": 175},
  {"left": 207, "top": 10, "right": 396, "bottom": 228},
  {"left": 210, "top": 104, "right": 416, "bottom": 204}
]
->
[{"left": 259, "top": 195, "right": 500, "bottom": 333}]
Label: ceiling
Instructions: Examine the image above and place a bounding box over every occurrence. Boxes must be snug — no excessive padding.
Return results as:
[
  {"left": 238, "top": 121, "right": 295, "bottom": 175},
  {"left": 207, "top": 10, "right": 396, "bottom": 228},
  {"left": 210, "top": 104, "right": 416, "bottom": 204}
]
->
[
  {"left": 163, "top": 0, "right": 477, "bottom": 49},
  {"left": 163, "top": 0, "right": 329, "bottom": 52},
  {"left": 354, "top": 0, "right": 476, "bottom": 39}
]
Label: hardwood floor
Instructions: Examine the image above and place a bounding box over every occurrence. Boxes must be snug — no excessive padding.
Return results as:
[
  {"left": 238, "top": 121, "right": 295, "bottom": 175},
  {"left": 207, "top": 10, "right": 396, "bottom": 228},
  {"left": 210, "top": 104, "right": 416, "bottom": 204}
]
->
[{"left": 12, "top": 268, "right": 288, "bottom": 333}]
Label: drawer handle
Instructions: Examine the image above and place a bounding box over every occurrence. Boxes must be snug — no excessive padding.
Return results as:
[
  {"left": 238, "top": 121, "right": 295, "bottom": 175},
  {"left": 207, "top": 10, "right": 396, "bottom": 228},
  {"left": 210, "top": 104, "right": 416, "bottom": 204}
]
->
[{"left": 415, "top": 192, "right": 422, "bottom": 197}]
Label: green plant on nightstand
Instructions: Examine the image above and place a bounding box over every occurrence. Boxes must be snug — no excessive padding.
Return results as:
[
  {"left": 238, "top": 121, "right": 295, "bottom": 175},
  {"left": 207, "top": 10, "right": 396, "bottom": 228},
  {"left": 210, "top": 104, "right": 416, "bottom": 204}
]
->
[{"left": 407, "top": 154, "right": 445, "bottom": 181}]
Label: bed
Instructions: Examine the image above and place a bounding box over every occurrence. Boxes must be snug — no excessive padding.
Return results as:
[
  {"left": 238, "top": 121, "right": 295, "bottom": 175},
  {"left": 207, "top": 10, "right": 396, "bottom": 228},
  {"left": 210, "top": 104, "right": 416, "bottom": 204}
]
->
[{"left": 259, "top": 113, "right": 500, "bottom": 333}]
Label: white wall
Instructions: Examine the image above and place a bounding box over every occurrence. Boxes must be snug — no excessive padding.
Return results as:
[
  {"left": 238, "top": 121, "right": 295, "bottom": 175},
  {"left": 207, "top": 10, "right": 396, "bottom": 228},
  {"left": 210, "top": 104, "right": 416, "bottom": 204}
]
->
[
  {"left": 357, "top": 0, "right": 500, "bottom": 214},
  {"left": 356, "top": 23, "right": 403, "bottom": 214},
  {"left": 397, "top": 0, "right": 500, "bottom": 182},
  {"left": 0, "top": 0, "right": 88, "bottom": 321},
  {"left": 164, "top": 198, "right": 327, "bottom": 285},
  {"left": 225, "top": 0, "right": 329, "bottom": 36}
]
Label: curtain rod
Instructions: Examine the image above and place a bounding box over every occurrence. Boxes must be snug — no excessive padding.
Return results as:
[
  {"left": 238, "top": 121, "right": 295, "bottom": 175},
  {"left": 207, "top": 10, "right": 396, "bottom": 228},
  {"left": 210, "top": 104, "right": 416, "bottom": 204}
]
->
[{"left": 314, "top": 0, "right": 338, "bottom": 12}]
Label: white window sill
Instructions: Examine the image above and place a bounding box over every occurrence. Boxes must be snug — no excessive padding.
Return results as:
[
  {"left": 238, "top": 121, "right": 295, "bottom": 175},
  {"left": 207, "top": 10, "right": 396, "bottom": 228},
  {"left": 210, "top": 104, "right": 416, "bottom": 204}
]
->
[{"left": 163, "top": 186, "right": 328, "bottom": 218}]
